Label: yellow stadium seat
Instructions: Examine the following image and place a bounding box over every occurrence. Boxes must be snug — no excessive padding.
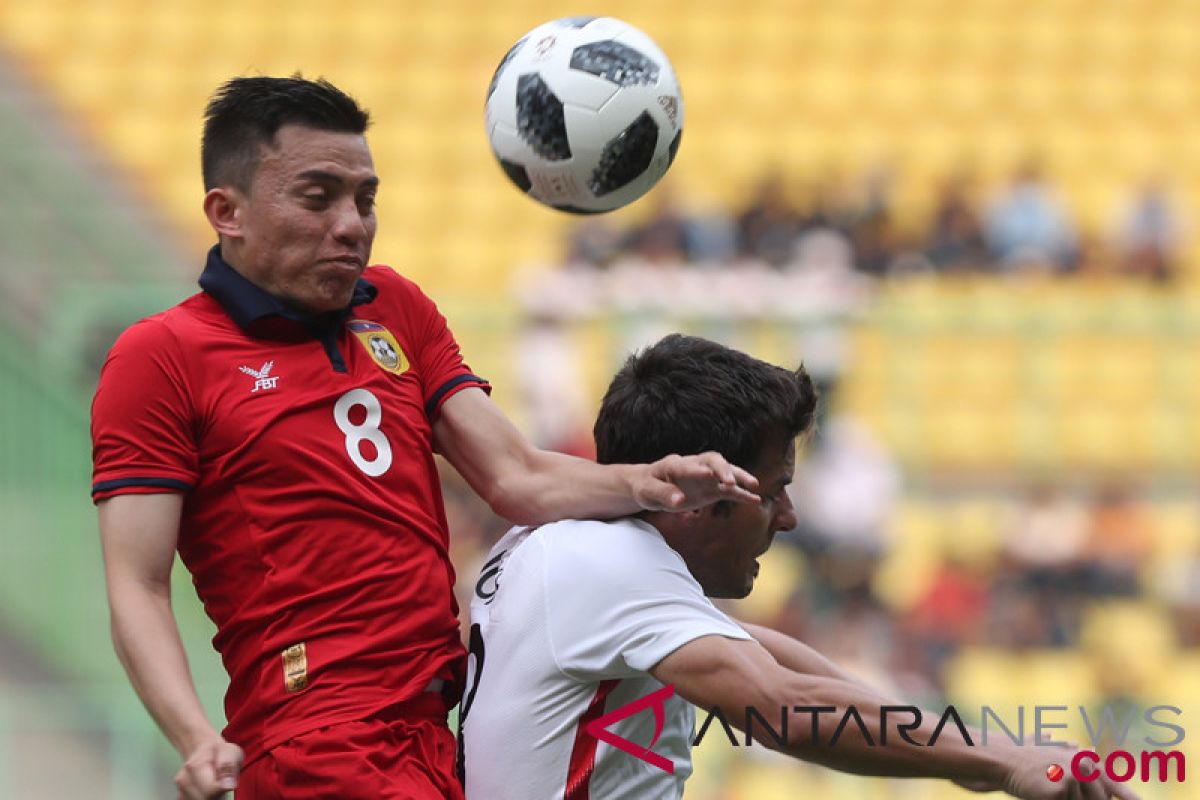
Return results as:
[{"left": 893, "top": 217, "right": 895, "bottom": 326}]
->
[
  {"left": 1020, "top": 650, "right": 1099, "bottom": 707},
  {"left": 875, "top": 500, "right": 944, "bottom": 611},
  {"left": 1081, "top": 601, "right": 1178, "bottom": 692},
  {"left": 945, "top": 648, "right": 1024, "bottom": 709}
]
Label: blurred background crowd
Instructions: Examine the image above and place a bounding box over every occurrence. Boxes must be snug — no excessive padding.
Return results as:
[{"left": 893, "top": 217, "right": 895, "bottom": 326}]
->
[
  {"left": 1, "top": 1, "right": 1198, "bottom": 798},
  {"left": 563, "top": 162, "right": 1181, "bottom": 281}
]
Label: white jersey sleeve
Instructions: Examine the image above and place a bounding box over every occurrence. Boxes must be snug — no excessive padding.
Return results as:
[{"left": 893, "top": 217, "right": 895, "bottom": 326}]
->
[
  {"left": 461, "top": 517, "right": 751, "bottom": 800},
  {"left": 541, "top": 519, "right": 749, "bottom": 678}
]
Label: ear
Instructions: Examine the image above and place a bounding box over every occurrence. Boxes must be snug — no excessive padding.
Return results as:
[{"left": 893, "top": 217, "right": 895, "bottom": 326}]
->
[
  {"left": 709, "top": 499, "right": 734, "bottom": 519},
  {"left": 204, "top": 187, "right": 244, "bottom": 240}
]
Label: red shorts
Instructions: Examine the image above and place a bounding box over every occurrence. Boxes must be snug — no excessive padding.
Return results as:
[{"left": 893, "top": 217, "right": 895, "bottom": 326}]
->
[{"left": 237, "top": 694, "right": 463, "bottom": 799}]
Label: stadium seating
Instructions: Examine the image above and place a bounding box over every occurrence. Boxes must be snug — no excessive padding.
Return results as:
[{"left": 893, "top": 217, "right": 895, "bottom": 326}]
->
[
  {"left": 4, "top": 0, "right": 1200, "bottom": 296},
  {"left": 3, "top": 3, "right": 1199, "bottom": 797}
]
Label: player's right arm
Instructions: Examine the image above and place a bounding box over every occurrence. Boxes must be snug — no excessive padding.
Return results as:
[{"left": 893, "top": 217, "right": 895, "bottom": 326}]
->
[
  {"left": 99, "top": 493, "right": 242, "bottom": 800},
  {"left": 651, "top": 634, "right": 1138, "bottom": 800}
]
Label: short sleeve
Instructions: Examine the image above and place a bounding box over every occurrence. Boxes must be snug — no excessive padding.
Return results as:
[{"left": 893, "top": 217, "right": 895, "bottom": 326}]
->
[
  {"left": 540, "top": 521, "right": 752, "bottom": 680},
  {"left": 389, "top": 274, "right": 490, "bottom": 418},
  {"left": 90, "top": 318, "right": 199, "bottom": 502}
]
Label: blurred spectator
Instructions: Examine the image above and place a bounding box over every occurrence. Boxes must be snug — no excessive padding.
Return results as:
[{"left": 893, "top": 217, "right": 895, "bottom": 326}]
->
[
  {"left": 805, "top": 587, "right": 896, "bottom": 685},
  {"left": 792, "top": 414, "right": 901, "bottom": 558},
  {"left": 983, "top": 159, "right": 1079, "bottom": 272},
  {"left": 622, "top": 186, "right": 691, "bottom": 264},
  {"left": 1113, "top": 178, "right": 1183, "bottom": 283},
  {"left": 987, "top": 586, "right": 1060, "bottom": 649},
  {"left": 514, "top": 317, "right": 594, "bottom": 458},
  {"left": 792, "top": 226, "right": 856, "bottom": 277},
  {"left": 1165, "top": 562, "right": 1200, "bottom": 648},
  {"left": 1079, "top": 481, "right": 1154, "bottom": 596},
  {"left": 561, "top": 164, "right": 1179, "bottom": 285},
  {"left": 925, "top": 172, "right": 988, "bottom": 272},
  {"left": 798, "top": 172, "right": 850, "bottom": 233},
  {"left": 737, "top": 174, "right": 802, "bottom": 267},
  {"left": 1151, "top": 506, "right": 1200, "bottom": 648},
  {"left": 994, "top": 482, "right": 1092, "bottom": 646},
  {"left": 1000, "top": 482, "right": 1090, "bottom": 591},
  {"left": 564, "top": 218, "right": 623, "bottom": 269},
  {"left": 683, "top": 205, "right": 739, "bottom": 265},
  {"left": 790, "top": 413, "right": 900, "bottom": 617},
  {"left": 844, "top": 165, "right": 902, "bottom": 276},
  {"left": 903, "top": 555, "right": 992, "bottom": 674},
  {"left": 1068, "top": 231, "right": 1116, "bottom": 279}
]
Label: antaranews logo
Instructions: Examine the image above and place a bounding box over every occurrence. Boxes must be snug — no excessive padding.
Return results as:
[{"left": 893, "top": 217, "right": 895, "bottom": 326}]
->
[{"left": 596, "top": 685, "right": 1188, "bottom": 786}]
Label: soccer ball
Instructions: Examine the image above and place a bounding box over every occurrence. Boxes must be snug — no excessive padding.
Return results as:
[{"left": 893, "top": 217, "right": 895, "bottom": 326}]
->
[{"left": 485, "top": 17, "right": 683, "bottom": 214}]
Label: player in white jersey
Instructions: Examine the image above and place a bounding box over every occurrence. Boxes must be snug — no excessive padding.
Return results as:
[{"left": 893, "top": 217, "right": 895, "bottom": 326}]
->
[
  {"left": 463, "top": 517, "right": 752, "bottom": 798},
  {"left": 461, "top": 334, "right": 1138, "bottom": 800}
]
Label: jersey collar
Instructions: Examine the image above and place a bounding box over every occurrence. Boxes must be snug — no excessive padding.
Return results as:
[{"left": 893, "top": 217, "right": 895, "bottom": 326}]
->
[{"left": 198, "top": 244, "right": 377, "bottom": 333}]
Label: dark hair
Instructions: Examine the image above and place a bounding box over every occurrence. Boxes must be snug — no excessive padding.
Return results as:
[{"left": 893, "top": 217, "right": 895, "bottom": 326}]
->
[
  {"left": 594, "top": 334, "right": 819, "bottom": 470},
  {"left": 201, "top": 75, "right": 371, "bottom": 191}
]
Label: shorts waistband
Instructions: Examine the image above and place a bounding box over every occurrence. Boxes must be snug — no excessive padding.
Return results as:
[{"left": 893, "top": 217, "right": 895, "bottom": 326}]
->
[{"left": 372, "top": 679, "right": 453, "bottom": 722}]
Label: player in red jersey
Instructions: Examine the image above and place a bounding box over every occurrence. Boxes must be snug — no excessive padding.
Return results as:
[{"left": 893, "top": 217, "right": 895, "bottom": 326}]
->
[{"left": 90, "top": 76, "right": 759, "bottom": 800}]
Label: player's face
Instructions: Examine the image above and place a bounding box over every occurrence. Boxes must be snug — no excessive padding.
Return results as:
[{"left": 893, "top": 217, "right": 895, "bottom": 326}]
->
[
  {"left": 687, "top": 437, "right": 798, "bottom": 599},
  {"left": 230, "top": 125, "right": 379, "bottom": 313}
]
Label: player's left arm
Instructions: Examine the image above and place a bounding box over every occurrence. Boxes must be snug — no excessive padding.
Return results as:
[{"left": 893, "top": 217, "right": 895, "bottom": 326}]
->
[
  {"left": 432, "top": 387, "right": 760, "bottom": 524},
  {"left": 737, "top": 620, "right": 865, "bottom": 685},
  {"left": 652, "top": 635, "right": 1141, "bottom": 799}
]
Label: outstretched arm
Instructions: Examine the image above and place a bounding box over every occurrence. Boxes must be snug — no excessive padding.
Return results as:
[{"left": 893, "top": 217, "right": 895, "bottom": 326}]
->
[
  {"left": 99, "top": 494, "right": 243, "bottom": 800},
  {"left": 433, "top": 387, "right": 760, "bottom": 524},
  {"left": 737, "top": 620, "right": 864, "bottom": 685},
  {"left": 651, "top": 634, "right": 1139, "bottom": 800}
]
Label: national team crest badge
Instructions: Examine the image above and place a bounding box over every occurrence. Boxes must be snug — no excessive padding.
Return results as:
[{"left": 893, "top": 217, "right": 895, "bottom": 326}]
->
[{"left": 348, "top": 320, "right": 409, "bottom": 375}]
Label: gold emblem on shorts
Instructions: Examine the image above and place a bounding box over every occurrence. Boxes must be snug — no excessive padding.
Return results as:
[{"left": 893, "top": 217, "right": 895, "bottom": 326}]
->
[
  {"left": 282, "top": 643, "right": 308, "bottom": 693},
  {"left": 347, "top": 320, "right": 410, "bottom": 375}
]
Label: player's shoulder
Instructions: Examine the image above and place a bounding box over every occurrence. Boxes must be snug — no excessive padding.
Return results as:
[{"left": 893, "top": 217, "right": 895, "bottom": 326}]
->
[
  {"left": 360, "top": 265, "right": 441, "bottom": 325},
  {"left": 362, "top": 264, "right": 429, "bottom": 299},
  {"left": 534, "top": 518, "right": 679, "bottom": 581},
  {"left": 107, "top": 293, "right": 212, "bottom": 356}
]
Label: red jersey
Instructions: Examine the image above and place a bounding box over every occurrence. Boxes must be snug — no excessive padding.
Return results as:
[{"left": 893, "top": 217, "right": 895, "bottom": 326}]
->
[{"left": 91, "top": 247, "right": 490, "bottom": 765}]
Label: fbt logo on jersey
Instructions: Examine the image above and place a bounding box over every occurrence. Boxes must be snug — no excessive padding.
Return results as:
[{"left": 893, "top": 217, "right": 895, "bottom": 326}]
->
[{"left": 239, "top": 361, "right": 279, "bottom": 393}]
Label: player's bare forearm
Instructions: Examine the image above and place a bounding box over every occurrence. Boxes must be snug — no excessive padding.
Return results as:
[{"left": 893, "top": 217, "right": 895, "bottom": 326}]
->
[
  {"left": 434, "top": 388, "right": 759, "bottom": 523},
  {"left": 738, "top": 621, "right": 866, "bottom": 686},
  {"left": 655, "top": 636, "right": 1140, "bottom": 798},
  {"left": 99, "top": 495, "right": 219, "bottom": 756},
  {"left": 109, "top": 582, "right": 219, "bottom": 754},
  {"left": 485, "top": 449, "right": 760, "bottom": 523},
  {"left": 773, "top": 675, "right": 1002, "bottom": 780},
  {"left": 668, "top": 640, "right": 1003, "bottom": 780}
]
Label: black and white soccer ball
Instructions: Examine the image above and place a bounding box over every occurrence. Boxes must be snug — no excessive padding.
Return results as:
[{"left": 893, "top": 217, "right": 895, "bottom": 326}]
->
[{"left": 485, "top": 17, "right": 684, "bottom": 214}]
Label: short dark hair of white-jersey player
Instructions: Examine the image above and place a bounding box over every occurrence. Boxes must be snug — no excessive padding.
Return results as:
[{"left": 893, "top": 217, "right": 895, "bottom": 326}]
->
[{"left": 460, "top": 335, "right": 1137, "bottom": 800}]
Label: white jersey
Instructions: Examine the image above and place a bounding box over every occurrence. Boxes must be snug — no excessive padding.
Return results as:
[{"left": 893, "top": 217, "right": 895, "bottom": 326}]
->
[{"left": 460, "top": 518, "right": 752, "bottom": 799}]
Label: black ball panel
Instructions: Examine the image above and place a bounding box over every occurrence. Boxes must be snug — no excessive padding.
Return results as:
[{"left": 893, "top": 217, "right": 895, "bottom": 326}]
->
[
  {"left": 498, "top": 159, "right": 533, "bottom": 193},
  {"left": 589, "top": 111, "right": 658, "bottom": 196},
  {"left": 569, "top": 41, "right": 660, "bottom": 87},
  {"left": 516, "top": 74, "right": 572, "bottom": 161},
  {"left": 552, "top": 203, "right": 609, "bottom": 215},
  {"left": 556, "top": 17, "right": 598, "bottom": 28},
  {"left": 667, "top": 128, "right": 682, "bottom": 167}
]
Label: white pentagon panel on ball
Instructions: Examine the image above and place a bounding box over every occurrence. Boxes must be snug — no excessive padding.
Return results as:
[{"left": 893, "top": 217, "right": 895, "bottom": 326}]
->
[{"left": 484, "top": 16, "right": 684, "bottom": 214}]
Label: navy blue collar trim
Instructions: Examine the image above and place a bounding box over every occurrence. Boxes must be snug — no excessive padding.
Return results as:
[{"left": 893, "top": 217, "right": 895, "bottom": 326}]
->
[{"left": 198, "top": 245, "right": 377, "bottom": 334}]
